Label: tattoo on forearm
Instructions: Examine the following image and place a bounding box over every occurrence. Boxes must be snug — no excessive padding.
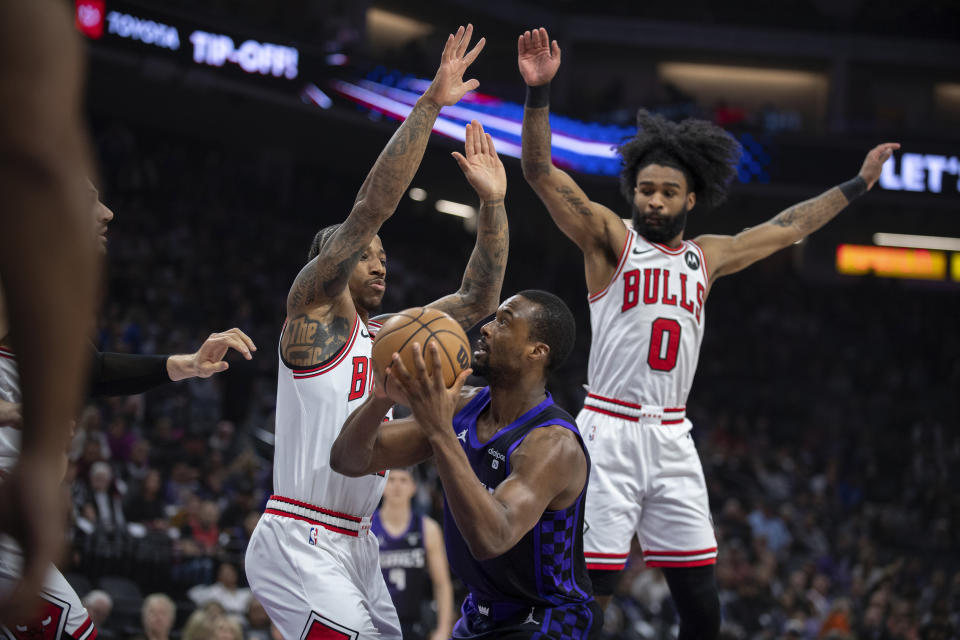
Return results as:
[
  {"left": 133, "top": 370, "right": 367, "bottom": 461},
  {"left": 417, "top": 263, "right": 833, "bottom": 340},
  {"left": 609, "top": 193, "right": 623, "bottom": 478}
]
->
[
  {"left": 556, "top": 185, "right": 592, "bottom": 217},
  {"left": 283, "top": 314, "right": 351, "bottom": 367},
  {"left": 289, "top": 101, "right": 440, "bottom": 311},
  {"left": 521, "top": 106, "right": 553, "bottom": 180},
  {"left": 431, "top": 200, "right": 509, "bottom": 330},
  {"left": 770, "top": 187, "right": 847, "bottom": 236}
]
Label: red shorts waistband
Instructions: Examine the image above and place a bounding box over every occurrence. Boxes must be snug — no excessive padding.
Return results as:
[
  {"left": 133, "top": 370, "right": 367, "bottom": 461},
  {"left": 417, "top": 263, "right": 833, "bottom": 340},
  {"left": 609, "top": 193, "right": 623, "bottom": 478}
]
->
[
  {"left": 264, "top": 495, "right": 372, "bottom": 537},
  {"left": 583, "top": 393, "right": 685, "bottom": 424}
]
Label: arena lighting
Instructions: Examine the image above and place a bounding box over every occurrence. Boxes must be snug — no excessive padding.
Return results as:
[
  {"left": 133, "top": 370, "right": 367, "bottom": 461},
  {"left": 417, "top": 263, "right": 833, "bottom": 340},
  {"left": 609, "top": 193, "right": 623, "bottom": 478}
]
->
[
  {"left": 953, "top": 254, "right": 960, "bottom": 282},
  {"left": 329, "top": 80, "right": 523, "bottom": 159},
  {"left": 435, "top": 200, "right": 476, "bottom": 219},
  {"left": 836, "top": 244, "right": 947, "bottom": 280},
  {"left": 301, "top": 84, "right": 332, "bottom": 109},
  {"left": 872, "top": 233, "right": 960, "bottom": 252},
  {"left": 408, "top": 188, "right": 428, "bottom": 202},
  {"left": 333, "top": 74, "right": 772, "bottom": 181}
]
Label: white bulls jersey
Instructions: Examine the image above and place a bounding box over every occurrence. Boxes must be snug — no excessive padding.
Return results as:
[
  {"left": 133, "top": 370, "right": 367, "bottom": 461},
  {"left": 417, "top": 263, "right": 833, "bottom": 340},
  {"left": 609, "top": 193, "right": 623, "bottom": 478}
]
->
[
  {"left": 0, "top": 346, "right": 21, "bottom": 474},
  {"left": 586, "top": 228, "right": 708, "bottom": 409},
  {"left": 273, "top": 314, "right": 387, "bottom": 519}
]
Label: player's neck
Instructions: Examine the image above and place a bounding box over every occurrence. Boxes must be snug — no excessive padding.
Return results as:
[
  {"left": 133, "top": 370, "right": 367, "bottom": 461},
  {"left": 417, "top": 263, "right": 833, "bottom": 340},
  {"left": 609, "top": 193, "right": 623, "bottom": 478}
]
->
[
  {"left": 380, "top": 501, "right": 412, "bottom": 531},
  {"left": 485, "top": 382, "right": 547, "bottom": 430}
]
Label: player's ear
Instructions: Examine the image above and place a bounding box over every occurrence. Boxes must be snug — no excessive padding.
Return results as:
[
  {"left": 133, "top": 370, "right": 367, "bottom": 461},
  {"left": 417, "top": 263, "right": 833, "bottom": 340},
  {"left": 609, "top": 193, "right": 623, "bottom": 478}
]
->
[
  {"left": 529, "top": 341, "right": 550, "bottom": 368},
  {"left": 686, "top": 190, "right": 696, "bottom": 212}
]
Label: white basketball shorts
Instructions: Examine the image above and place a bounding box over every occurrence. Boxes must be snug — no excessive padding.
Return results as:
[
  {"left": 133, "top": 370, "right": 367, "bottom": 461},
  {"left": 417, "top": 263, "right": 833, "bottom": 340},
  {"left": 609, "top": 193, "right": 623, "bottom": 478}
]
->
[
  {"left": 0, "top": 536, "right": 96, "bottom": 639},
  {"left": 245, "top": 496, "right": 402, "bottom": 640},
  {"left": 577, "top": 396, "right": 717, "bottom": 575}
]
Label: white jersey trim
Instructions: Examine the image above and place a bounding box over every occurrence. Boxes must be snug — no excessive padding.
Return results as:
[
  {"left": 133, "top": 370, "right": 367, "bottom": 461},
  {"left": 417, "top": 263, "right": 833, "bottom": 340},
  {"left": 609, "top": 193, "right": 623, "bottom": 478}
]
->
[{"left": 588, "top": 228, "right": 635, "bottom": 304}]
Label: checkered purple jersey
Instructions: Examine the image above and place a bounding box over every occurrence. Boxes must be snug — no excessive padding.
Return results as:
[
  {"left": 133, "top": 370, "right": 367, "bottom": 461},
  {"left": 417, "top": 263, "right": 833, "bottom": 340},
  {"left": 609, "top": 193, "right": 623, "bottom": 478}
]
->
[{"left": 445, "top": 387, "right": 599, "bottom": 639}]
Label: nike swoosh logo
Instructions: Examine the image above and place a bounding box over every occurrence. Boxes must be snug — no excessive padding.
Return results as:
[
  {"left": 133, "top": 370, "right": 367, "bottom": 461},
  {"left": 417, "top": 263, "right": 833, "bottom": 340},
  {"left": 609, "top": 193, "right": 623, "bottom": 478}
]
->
[
  {"left": 633, "top": 247, "right": 653, "bottom": 255},
  {"left": 360, "top": 330, "right": 370, "bottom": 338}
]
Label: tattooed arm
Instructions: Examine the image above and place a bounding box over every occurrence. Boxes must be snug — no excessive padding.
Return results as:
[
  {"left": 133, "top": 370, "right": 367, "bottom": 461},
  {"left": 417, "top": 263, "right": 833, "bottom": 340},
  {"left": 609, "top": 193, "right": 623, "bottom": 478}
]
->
[
  {"left": 695, "top": 143, "right": 900, "bottom": 282},
  {"left": 427, "top": 121, "right": 509, "bottom": 331},
  {"left": 517, "top": 28, "right": 626, "bottom": 294},
  {"left": 285, "top": 25, "right": 487, "bottom": 318}
]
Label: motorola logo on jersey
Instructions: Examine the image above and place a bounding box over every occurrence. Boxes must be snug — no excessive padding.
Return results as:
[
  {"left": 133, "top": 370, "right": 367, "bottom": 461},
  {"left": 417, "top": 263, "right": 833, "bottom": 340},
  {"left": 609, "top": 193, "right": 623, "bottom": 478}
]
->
[{"left": 684, "top": 251, "right": 700, "bottom": 271}]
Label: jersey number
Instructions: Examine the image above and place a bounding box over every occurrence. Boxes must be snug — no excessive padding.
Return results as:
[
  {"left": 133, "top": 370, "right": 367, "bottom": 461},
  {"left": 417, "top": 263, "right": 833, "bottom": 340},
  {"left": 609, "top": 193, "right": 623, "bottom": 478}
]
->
[
  {"left": 647, "top": 318, "right": 681, "bottom": 372},
  {"left": 388, "top": 567, "right": 406, "bottom": 591}
]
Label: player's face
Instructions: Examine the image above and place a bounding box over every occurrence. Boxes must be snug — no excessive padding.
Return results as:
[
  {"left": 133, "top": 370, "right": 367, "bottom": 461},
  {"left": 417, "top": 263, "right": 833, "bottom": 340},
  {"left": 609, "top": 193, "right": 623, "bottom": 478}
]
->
[
  {"left": 631, "top": 164, "right": 696, "bottom": 244},
  {"left": 383, "top": 469, "right": 416, "bottom": 505},
  {"left": 87, "top": 179, "right": 114, "bottom": 253},
  {"left": 348, "top": 235, "right": 387, "bottom": 313},
  {"left": 474, "top": 295, "right": 539, "bottom": 383}
]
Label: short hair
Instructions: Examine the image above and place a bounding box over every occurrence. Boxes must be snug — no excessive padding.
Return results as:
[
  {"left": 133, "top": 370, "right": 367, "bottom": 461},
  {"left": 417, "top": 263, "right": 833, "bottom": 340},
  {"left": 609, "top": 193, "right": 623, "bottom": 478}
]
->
[
  {"left": 90, "top": 461, "right": 112, "bottom": 481},
  {"left": 308, "top": 223, "right": 342, "bottom": 261},
  {"left": 142, "top": 593, "right": 175, "bottom": 619},
  {"left": 82, "top": 589, "right": 112, "bottom": 608},
  {"left": 516, "top": 290, "right": 576, "bottom": 373},
  {"left": 618, "top": 110, "right": 742, "bottom": 210}
]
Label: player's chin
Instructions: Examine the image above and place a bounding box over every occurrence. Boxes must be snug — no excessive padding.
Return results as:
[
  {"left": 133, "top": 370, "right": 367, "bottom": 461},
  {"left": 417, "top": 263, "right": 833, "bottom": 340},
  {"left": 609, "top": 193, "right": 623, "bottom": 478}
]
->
[{"left": 361, "top": 291, "right": 385, "bottom": 311}]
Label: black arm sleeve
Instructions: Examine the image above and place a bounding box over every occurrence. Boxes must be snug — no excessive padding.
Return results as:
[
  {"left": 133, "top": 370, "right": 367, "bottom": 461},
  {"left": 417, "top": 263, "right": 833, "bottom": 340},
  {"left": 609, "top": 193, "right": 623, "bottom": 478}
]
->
[{"left": 87, "top": 349, "right": 172, "bottom": 397}]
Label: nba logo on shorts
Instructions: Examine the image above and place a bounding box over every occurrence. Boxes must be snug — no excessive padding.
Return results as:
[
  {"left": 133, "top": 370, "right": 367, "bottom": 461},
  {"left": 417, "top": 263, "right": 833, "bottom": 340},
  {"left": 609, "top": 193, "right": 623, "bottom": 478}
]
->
[
  {"left": 588, "top": 425, "right": 597, "bottom": 441},
  {"left": 308, "top": 527, "right": 319, "bottom": 546}
]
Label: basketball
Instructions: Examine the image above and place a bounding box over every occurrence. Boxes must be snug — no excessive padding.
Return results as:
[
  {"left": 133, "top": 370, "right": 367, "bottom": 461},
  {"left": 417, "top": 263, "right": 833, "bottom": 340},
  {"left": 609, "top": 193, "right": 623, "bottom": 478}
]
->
[{"left": 372, "top": 307, "right": 471, "bottom": 388}]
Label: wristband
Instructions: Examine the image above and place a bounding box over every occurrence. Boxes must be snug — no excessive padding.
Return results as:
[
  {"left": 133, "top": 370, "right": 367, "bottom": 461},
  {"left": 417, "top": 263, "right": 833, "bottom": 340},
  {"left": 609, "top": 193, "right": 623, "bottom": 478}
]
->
[
  {"left": 525, "top": 83, "right": 550, "bottom": 108},
  {"left": 839, "top": 175, "right": 867, "bottom": 202}
]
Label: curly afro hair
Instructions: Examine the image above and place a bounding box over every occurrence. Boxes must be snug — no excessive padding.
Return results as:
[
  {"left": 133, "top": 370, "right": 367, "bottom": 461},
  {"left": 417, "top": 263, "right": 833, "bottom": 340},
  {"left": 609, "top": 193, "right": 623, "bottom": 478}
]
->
[{"left": 618, "top": 110, "right": 742, "bottom": 210}]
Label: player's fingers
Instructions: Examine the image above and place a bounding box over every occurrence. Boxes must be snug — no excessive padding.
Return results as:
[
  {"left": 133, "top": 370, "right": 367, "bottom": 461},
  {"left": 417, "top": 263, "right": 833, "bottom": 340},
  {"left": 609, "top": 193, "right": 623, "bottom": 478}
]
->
[
  {"left": 220, "top": 335, "right": 253, "bottom": 359},
  {"left": 427, "top": 342, "right": 444, "bottom": 387},
  {"left": 441, "top": 33, "right": 454, "bottom": 62},
  {"left": 552, "top": 40, "right": 562, "bottom": 61},
  {"left": 470, "top": 121, "right": 482, "bottom": 156},
  {"left": 454, "top": 25, "right": 468, "bottom": 58},
  {"left": 411, "top": 343, "right": 429, "bottom": 379},
  {"left": 451, "top": 368, "right": 473, "bottom": 395},
  {"left": 451, "top": 151, "right": 469, "bottom": 171},
  {"left": 463, "top": 121, "right": 474, "bottom": 153},
  {"left": 390, "top": 352, "right": 413, "bottom": 385},
  {"left": 226, "top": 327, "right": 257, "bottom": 351},
  {"left": 485, "top": 133, "right": 498, "bottom": 157},
  {"left": 463, "top": 78, "right": 480, "bottom": 93},
  {"left": 517, "top": 34, "right": 525, "bottom": 54},
  {"left": 463, "top": 37, "right": 485, "bottom": 67}
]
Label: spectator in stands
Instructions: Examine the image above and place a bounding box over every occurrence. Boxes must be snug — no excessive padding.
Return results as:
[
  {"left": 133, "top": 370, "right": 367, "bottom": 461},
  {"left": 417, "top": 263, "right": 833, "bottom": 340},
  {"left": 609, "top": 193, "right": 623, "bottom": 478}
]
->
[
  {"left": 125, "top": 468, "right": 168, "bottom": 527},
  {"left": 81, "top": 589, "right": 113, "bottom": 630},
  {"left": 186, "top": 562, "right": 251, "bottom": 624},
  {"left": 246, "top": 599, "right": 272, "bottom": 640},
  {"left": 135, "top": 593, "right": 176, "bottom": 640},
  {"left": 77, "top": 460, "right": 126, "bottom": 532},
  {"left": 180, "top": 499, "right": 221, "bottom": 555}
]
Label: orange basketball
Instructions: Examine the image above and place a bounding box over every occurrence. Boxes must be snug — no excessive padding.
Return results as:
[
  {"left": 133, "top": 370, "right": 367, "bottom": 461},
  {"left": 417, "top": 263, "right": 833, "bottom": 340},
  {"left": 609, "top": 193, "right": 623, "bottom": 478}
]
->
[{"left": 372, "top": 307, "right": 471, "bottom": 388}]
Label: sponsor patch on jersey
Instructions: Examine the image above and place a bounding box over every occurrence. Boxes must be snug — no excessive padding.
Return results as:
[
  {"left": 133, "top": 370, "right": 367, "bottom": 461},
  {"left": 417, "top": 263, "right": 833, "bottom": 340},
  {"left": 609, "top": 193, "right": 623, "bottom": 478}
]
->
[{"left": 685, "top": 250, "right": 700, "bottom": 271}]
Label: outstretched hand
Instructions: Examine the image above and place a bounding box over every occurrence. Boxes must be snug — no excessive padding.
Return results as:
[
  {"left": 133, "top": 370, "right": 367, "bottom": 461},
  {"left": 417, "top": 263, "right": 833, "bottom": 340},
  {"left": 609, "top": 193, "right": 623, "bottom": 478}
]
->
[
  {"left": 518, "top": 27, "right": 561, "bottom": 87},
  {"left": 859, "top": 142, "right": 900, "bottom": 189},
  {"left": 387, "top": 342, "right": 471, "bottom": 437},
  {"left": 169, "top": 328, "right": 257, "bottom": 381},
  {"left": 452, "top": 120, "right": 506, "bottom": 201},
  {"left": 423, "top": 24, "right": 486, "bottom": 108}
]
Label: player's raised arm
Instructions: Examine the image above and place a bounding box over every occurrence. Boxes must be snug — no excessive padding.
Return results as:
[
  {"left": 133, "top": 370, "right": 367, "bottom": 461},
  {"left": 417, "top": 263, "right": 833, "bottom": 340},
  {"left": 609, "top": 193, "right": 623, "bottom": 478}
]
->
[
  {"left": 287, "top": 25, "right": 486, "bottom": 316},
  {"left": 427, "top": 121, "right": 509, "bottom": 331},
  {"left": 696, "top": 142, "right": 900, "bottom": 281},
  {"left": 518, "top": 28, "right": 626, "bottom": 287}
]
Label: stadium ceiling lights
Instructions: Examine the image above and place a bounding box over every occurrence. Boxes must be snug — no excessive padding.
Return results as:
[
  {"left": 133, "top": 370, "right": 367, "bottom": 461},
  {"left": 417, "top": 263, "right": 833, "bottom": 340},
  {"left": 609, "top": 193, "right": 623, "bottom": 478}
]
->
[{"left": 873, "top": 233, "right": 960, "bottom": 252}]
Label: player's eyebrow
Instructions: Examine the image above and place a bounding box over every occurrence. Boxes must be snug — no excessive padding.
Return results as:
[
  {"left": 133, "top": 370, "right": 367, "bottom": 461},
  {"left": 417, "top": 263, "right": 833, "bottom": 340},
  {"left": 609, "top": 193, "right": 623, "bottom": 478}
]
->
[{"left": 637, "top": 180, "right": 682, "bottom": 189}]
